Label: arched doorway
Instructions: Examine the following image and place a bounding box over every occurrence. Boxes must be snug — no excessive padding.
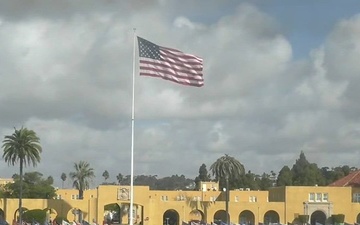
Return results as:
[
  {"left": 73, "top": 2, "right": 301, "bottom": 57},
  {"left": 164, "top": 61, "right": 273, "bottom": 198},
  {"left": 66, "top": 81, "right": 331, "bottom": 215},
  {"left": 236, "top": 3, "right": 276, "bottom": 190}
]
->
[
  {"left": 357, "top": 213, "right": 360, "bottom": 224},
  {"left": 310, "top": 210, "right": 326, "bottom": 225},
  {"left": 213, "top": 210, "right": 229, "bottom": 224},
  {"left": 104, "top": 203, "right": 121, "bottom": 225},
  {"left": 163, "top": 209, "right": 179, "bottom": 225},
  {"left": 13, "top": 207, "right": 28, "bottom": 223},
  {"left": 71, "top": 208, "right": 83, "bottom": 223},
  {"left": 0, "top": 209, "right": 5, "bottom": 222},
  {"left": 239, "top": 210, "right": 255, "bottom": 225},
  {"left": 264, "top": 210, "right": 279, "bottom": 225},
  {"left": 44, "top": 208, "right": 58, "bottom": 224},
  {"left": 189, "top": 210, "right": 204, "bottom": 222}
]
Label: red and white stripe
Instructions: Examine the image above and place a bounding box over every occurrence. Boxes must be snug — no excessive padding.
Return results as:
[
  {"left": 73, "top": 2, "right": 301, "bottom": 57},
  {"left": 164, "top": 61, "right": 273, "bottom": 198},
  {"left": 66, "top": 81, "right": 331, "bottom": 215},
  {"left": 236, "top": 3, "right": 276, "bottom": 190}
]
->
[{"left": 139, "top": 46, "right": 204, "bottom": 87}]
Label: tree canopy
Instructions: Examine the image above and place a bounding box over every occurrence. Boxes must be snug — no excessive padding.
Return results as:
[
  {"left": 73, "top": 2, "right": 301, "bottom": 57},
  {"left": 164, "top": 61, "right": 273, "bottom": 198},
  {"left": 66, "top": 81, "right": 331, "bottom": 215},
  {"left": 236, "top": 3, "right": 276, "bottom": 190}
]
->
[
  {"left": 2, "top": 127, "right": 42, "bottom": 224},
  {"left": 2, "top": 172, "right": 56, "bottom": 199},
  {"left": 102, "top": 170, "right": 110, "bottom": 183},
  {"left": 195, "top": 163, "right": 210, "bottom": 190},
  {"left": 1, "top": 151, "right": 357, "bottom": 194},
  {"left": 69, "top": 161, "right": 95, "bottom": 199},
  {"left": 210, "top": 154, "right": 245, "bottom": 189}
]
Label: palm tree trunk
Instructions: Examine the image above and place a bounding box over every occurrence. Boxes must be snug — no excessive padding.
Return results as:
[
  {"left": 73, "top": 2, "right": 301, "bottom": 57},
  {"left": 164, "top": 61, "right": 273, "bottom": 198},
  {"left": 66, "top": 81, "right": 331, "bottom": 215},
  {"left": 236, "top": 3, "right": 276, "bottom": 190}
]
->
[
  {"left": 19, "top": 158, "right": 23, "bottom": 225},
  {"left": 79, "top": 189, "right": 83, "bottom": 200}
]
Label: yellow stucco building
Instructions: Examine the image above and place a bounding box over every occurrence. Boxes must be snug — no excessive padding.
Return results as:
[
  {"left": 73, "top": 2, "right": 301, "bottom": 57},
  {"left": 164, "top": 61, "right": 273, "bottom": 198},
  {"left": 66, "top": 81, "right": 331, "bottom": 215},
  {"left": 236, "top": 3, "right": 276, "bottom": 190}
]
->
[{"left": 1, "top": 179, "right": 360, "bottom": 225}]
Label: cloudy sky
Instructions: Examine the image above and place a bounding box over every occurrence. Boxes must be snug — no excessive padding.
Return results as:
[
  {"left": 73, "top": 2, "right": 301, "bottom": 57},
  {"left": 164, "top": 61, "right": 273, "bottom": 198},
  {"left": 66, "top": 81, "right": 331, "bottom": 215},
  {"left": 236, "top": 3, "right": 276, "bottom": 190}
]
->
[{"left": 1, "top": 0, "right": 360, "bottom": 188}]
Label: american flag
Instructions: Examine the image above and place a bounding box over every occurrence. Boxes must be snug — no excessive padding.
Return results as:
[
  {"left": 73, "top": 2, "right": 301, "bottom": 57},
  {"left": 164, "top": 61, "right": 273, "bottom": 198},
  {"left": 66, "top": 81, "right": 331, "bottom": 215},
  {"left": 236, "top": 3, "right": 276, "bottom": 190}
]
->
[{"left": 137, "top": 37, "right": 204, "bottom": 87}]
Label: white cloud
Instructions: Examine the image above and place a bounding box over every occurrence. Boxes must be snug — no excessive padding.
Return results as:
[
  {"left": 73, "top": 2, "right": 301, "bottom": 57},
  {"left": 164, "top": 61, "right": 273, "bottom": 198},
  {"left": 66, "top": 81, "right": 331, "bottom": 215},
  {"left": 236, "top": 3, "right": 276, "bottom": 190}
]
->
[{"left": 1, "top": 1, "right": 360, "bottom": 187}]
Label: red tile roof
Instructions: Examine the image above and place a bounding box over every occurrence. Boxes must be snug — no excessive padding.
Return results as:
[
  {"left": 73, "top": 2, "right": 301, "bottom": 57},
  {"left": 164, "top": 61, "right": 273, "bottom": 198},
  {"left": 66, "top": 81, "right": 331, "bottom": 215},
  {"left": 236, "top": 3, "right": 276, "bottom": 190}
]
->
[{"left": 329, "top": 170, "right": 360, "bottom": 187}]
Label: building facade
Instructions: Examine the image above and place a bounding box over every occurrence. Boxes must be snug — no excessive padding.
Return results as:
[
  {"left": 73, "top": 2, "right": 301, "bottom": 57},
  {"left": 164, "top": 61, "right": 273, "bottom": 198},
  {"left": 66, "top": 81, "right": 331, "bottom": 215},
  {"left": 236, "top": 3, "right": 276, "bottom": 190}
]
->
[{"left": 1, "top": 181, "right": 360, "bottom": 225}]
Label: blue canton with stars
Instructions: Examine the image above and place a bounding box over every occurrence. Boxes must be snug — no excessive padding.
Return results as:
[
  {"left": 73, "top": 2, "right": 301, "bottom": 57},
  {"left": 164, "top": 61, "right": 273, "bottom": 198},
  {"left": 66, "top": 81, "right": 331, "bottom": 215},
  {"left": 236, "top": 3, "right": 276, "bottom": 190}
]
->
[{"left": 138, "top": 37, "right": 161, "bottom": 60}]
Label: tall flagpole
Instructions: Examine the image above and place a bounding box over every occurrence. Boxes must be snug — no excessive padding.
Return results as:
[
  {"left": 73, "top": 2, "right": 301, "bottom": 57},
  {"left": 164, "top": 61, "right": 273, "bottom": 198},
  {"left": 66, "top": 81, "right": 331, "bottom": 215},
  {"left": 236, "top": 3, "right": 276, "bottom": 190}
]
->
[{"left": 130, "top": 28, "right": 136, "bottom": 225}]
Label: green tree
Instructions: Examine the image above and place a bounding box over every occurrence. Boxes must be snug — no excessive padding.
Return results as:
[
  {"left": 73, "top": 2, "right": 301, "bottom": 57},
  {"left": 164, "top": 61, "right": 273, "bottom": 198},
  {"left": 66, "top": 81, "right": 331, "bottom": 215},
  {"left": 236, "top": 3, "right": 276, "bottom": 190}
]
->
[
  {"left": 69, "top": 161, "right": 95, "bottom": 199},
  {"left": 102, "top": 170, "right": 110, "bottom": 183},
  {"left": 258, "top": 172, "right": 273, "bottom": 190},
  {"left": 116, "top": 173, "right": 123, "bottom": 185},
  {"left": 2, "top": 127, "right": 42, "bottom": 224},
  {"left": 155, "top": 174, "right": 193, "bottom": 190},
  {"left": 4, "top": 172, "right": 56, "bottom": 199},
  {"left": 195, "top": 163, "right": 210, "bottom": 190},
  {"left": 309, "top": 163, "right": 326, "bottom": 185},
  {"left": 237, "top": 170, "right": 260, "bottom": 190},
  {"left": 133, "top": 175, "right": 158, "bottom": 189},
  {"left": 291, "top": 151, "right": 309, "bottom": 184},
  {"left": 291, "top": 151, "right": 325, "bottom": 186},
  {"left": 341, "top": 165, "right": 351, "bottom": 176},
  {"left": 122, "top": 175, "right": 131, "bottom": 185},
  {"left": 61, "top": 172, "right": 67, "bottom": 188},
  {"left": 277, "top": 166, "right": 293, "bottom": 186},
  {"left": 322, "top": 166, "right": 354, "bottom": 185},
  {"left": 210, "top": 154, "right": 245, "bottom": 189},
  {"left": 47, "top": 176, "right": 54, "bottom": 185},
  {"left": 270, "top": 170, "right": 277, "bottom": 186}
]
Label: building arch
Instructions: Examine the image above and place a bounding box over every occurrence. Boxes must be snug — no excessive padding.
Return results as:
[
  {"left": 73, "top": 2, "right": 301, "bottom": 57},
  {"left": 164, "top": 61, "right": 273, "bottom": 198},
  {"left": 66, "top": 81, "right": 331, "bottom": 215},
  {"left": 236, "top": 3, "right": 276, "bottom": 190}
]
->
[
  {"left": 310, "top": 210, "right": 326, "bottom": 225},
  {"left": 239, "top": 210, "right": 255, "bottom": 225},
  {"left": 70, "top": 208, "right": 83, "bottom": 223},
  {"left": 357, "top": 213, "right": 360, "bottom": 224},
  {"left": 99, "top": 201, "right": 143, "bottom": 225},
  {"left": 263, "top": 210, "right": 279, "bottom": 225},
  {"left": 44, "top": 208, "right": 58, "bottom": 223},
  {"left": 213, "top": 210, "right": 229, "bottom": 224},
  {"left": 0, "top": 208, "right": 6, "bottom": 223},
  {"left": 104, "top": 203, "right": 121, "bottom": 224},
  {"left": 163, "top": 209, "right": 179, "bottom": 225},
  {"left": 189, "top": 209, "right": 204, "bottom": 221},
  {"left": 13, "top": 207, "right": 29, "bottom": 222}
]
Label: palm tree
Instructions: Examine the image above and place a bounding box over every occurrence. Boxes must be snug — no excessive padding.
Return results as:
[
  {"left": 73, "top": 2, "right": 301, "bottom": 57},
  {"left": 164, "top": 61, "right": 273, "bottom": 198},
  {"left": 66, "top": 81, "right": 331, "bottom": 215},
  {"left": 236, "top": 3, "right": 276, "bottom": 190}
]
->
[
  {"left": 102, "top": 170, "right": 109, "bottom": 183},
  {"left": 69, "top": 161, "right": 95, "bottom": 199},
  {"left": 210, "top": 154, "right": 244, "bottom": 225},
  {"left": 210, "top": 154, "right": 245, "bottom": 187},
  {"left": 2, "top": 127, "right": 42, "bottom": 224},
  {"left": 61, "top": 172, "right": 67, "bottom": 188}
]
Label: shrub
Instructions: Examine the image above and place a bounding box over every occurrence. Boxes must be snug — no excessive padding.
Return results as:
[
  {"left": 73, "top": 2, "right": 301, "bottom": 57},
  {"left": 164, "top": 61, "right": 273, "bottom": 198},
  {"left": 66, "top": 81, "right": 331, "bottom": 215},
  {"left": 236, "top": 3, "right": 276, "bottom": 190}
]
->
[
  {"left": 22, "top": 209, "right": 46, "bottom": 224},
  {"left": 332, "top": 214, "right": 345, "bottom": 224},
  {"left": 297, "top": 215, "right": 309, "bottom": 225}
]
